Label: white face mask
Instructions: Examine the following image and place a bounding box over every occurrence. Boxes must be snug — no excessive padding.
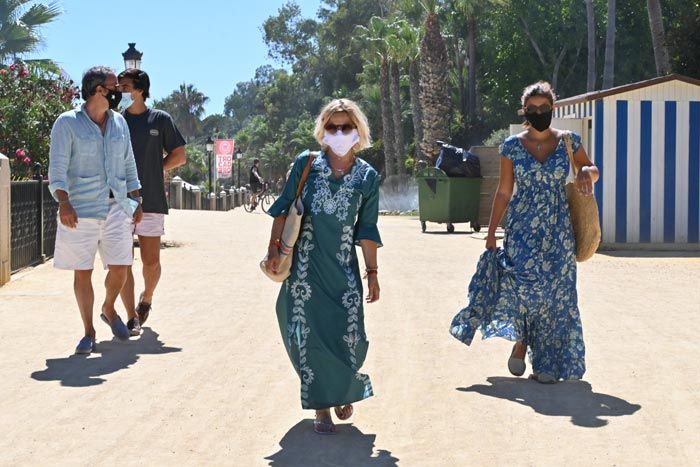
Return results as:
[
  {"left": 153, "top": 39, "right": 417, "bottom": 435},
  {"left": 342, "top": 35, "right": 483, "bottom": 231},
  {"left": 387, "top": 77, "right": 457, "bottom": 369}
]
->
[
  {"left": 323, "top": 129, "right": 360, "bottom": 157},
  {"left": 121, "top": 92, "right": 134, "bottom": 109}
]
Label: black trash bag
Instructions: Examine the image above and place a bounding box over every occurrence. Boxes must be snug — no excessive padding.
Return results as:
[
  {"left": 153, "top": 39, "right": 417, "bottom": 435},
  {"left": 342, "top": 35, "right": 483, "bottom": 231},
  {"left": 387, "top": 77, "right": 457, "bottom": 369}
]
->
[{"left": 435, "top": 143, "right": 481, "bottom": 177}]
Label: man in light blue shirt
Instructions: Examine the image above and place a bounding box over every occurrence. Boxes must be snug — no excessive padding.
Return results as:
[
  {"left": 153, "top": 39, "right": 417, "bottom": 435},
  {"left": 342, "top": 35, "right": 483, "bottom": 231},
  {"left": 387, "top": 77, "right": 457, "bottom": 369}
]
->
[{"left": 49, "top": 66, "right": 143, "bottom": 354}]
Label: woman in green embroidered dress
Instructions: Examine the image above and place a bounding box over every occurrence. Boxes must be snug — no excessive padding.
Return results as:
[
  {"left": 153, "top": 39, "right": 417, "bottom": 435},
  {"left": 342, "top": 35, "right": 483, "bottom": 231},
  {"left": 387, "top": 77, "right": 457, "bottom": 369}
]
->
[{"left": 265, "top": 99, "right": 382, "bottom": 435}]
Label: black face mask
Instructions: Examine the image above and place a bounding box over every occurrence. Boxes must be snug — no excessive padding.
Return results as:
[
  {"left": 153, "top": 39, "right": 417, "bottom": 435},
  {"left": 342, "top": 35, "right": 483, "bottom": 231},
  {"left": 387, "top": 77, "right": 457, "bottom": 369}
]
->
[
  {"left": 104, "top": 89, "right": 122, "bottom": 110},
  {"left": 525, "top": 110, "right": 553, "bottom": 132}
]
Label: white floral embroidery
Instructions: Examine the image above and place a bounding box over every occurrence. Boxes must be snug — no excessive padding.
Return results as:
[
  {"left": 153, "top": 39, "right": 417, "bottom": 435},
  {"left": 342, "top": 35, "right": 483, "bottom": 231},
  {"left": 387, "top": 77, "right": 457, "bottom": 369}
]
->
[
  {"left": 335, "top": 225, "right": 363, "bottom": 370},
  {"left": 288, "top": 217, "right": 315, "bottom": 409},
  {"left": 310, "top": 156, "right": 369, "bottom": 222}
]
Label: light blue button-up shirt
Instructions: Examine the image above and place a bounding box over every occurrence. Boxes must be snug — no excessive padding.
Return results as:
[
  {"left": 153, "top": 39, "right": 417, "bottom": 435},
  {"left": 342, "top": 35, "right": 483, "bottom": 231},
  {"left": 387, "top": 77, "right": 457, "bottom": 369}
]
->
[{"left": 48, "top": 105, "right": 141, "bottom": 219}]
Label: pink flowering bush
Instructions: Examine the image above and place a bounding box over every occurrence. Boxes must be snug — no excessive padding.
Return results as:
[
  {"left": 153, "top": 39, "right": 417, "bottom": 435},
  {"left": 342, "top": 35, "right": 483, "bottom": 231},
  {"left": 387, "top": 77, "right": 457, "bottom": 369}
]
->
[{"left": 0, "top": 62, "right": 79, "bottom": 179}]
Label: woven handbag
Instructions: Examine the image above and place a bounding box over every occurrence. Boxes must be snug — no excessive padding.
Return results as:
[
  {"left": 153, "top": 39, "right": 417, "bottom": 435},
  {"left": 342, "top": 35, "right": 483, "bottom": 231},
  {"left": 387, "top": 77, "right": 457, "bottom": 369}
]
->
[
  {"left": 260, "top": 154, "right": 315, "bottom": 282},
  {"left": 564, "top": 133, "right": 601, "bottom": 262}
]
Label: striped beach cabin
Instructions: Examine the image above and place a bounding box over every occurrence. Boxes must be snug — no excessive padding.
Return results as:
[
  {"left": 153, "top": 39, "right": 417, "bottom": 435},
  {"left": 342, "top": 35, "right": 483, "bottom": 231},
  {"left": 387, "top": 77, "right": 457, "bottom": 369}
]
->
[{"left": 548, "top": 74, "right": 699, "bottom": 247}]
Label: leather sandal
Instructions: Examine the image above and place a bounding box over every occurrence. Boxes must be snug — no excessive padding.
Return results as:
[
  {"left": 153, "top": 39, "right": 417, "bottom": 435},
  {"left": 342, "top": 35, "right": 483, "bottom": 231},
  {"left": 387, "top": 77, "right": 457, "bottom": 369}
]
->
[{"left": 313, "top": 418, "right": 337, "bottom": 435}]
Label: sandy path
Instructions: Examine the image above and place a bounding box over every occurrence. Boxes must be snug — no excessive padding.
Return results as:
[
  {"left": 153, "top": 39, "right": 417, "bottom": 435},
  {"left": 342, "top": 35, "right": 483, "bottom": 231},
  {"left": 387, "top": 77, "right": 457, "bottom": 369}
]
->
[{"left": 0, "top": 209, "right": 698, "bottom": 466}]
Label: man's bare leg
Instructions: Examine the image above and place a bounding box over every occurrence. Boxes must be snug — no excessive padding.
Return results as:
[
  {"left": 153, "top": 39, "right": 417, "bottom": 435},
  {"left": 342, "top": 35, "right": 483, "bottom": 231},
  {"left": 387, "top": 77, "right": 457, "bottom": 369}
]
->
[
  {"left": 102, "top": 265, "right": 128, "bottom": 321},
  {"left": 138, "top": 236, "right": 161, "bottom": 305},
  {"left": 74, "top": 270, "right": 95, "bottom": 338},
  {"left": 121, "top": 266, "right": 136, "bottom": 321}
]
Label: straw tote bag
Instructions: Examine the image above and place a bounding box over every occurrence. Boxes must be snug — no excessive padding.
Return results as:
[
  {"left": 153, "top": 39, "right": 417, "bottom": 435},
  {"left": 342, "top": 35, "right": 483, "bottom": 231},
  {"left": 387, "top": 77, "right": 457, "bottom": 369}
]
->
[
  {"left": 564, "top": 133, "right": 601, "bottom": 262},
  {"left": 260, "top": 154, "right": 316, "bottom": 282}
]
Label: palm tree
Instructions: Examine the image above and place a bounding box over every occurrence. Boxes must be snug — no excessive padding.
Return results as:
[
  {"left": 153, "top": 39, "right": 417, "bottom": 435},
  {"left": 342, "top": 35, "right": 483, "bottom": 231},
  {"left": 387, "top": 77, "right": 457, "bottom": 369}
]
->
[
  {"left": 387, "top": 19, "right": 420, "bottom": 176},
  {"left": 602, "top": 0, "right": 616, "bottom": 89},
  {"left": 0, "top": 0, "right": 61, "bottom": 65},
  {"left": 585, "top": 0, "right": 596, "bottom": 91},
  {"left": 389, "top": 60, "right": 405, "bottom": 175},
  {"left": 646, "top": 0, "right": 671, "bottom": 76},
  {"left": 390, "top": 19, "right": 423, "bottom": 163},
  {"left": 418, "top": 0, "right": 450, "bottom": 162},
  {"left": 452, "top": 0, "right": 478, "bottom": 120},
  {"left": 154, "top": 84, "right": 209, "bottom": 142},
  {"left": 356, "top": 17, "right": 397, "bottom": 178}
]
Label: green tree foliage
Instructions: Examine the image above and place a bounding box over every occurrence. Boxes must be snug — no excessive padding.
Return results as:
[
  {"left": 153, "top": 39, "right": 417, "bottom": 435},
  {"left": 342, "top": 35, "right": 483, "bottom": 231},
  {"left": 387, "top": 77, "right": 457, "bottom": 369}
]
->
[
  {"left": 0, "top": 62, "right": 78, "bottom": 178},
  {"left": 162, "top": 0, "right": 700, "bottom": 184},
  {"left": 0, "top": 0, "right": 61, "bottom": 67},
  {"left": 152, "top": 83, "right": 209, "bottom": 142}
]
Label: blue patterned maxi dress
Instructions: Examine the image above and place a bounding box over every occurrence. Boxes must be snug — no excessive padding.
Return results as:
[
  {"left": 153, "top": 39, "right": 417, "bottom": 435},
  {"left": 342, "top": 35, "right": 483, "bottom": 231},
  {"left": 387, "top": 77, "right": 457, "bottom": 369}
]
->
[
  {"left": 450, "top": 133, "right": 586, "bottom": 380},
  {"left": 268, "top": 151, "right": 382, "bottom": 409}
]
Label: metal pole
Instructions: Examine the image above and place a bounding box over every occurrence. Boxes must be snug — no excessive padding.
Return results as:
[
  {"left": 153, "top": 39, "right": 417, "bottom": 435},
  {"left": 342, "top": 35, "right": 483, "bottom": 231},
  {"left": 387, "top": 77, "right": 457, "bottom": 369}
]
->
[
  {"left": 207, "top": 150, "right": 212, "bottom": 194},
  {"left": 237, "top": 158, "right": 241, "bottom": 189},
  {"left": 33, "top": 163, "right": 45, "bottom": 261}
]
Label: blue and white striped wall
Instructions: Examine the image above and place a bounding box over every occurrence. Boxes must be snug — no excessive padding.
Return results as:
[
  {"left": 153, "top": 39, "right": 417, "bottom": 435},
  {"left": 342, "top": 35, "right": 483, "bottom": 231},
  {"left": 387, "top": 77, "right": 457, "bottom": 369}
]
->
[
  {"left": 554, "top": 101, "right": 594, "bottom": 119},
  {"left": 588, "top": 84, "right": 700, "bottom": 244}
]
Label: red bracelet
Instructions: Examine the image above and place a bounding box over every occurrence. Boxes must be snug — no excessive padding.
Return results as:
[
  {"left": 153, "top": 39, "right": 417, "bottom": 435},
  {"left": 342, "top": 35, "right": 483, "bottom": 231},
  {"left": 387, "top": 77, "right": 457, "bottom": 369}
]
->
[
  {"left": 364, "top": 268, "right": 378, "bottom": 278},
  {"left": 269, "top": 238, "right": 281, "bottom": 248}
]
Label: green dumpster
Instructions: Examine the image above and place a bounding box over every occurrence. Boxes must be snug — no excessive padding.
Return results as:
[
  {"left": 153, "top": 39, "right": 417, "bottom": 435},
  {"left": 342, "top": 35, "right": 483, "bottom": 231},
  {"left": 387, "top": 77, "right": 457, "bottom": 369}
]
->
[{"left": 416, "top": 167, "right": 482, "bottom": 233}]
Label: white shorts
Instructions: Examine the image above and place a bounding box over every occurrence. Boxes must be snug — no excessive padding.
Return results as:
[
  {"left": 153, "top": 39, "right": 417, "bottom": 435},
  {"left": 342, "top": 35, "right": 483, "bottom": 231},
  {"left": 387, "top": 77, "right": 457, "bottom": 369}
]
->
[
  {"left": 133, "top": 212, "right": 165, "bottom": 237},
  {"left": 54, "top": 201, "right": 134, "bottom": 270}
]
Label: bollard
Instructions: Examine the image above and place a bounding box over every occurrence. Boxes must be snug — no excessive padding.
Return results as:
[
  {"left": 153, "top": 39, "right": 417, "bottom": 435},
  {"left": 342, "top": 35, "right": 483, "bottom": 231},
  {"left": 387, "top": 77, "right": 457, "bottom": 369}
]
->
[
  {"left": 219, "top": 190, "right": 226, "bottom": 211},
  {"left": 193, "top": 186, "right": 202, "bottom": 210},
  {"left": 228, "top": 188, "right": 236, "bottom": 210},
  {"left": 209, "top": 192, "right": 216, "bottom": 211},
  {"left": 0, "top": 154, "right": 10, "bottom": 286},
  {"left": 171, "top": 176, "right": 184, "bottom": 209}
]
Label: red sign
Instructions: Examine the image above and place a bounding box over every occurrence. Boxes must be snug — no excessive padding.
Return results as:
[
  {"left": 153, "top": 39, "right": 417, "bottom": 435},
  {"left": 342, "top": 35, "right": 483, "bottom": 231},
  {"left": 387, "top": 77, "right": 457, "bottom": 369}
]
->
[{"left": 215, "top": 139, "right": 235, "bottom": 178}]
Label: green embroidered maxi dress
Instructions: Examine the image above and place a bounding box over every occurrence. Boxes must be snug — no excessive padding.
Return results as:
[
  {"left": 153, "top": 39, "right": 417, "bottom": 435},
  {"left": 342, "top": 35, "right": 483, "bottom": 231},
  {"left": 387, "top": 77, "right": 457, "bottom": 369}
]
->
[{"left": 268, "top": 151, "right": 382, "bottom": 410}]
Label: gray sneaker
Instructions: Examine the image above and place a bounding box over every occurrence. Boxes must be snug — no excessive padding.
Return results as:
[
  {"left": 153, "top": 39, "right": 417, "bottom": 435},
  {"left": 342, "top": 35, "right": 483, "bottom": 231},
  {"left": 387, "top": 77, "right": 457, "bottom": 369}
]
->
[{"left": 127, "top": 317, "right": 141, "bottom": 336}]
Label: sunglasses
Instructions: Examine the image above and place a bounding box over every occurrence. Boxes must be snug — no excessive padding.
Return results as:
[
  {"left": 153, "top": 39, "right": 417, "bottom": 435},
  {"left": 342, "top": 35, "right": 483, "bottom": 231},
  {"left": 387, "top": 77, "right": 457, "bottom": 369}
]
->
[
  {"left": 324, "top": 123, "right": 357, "bottom": 134},
  {"left": 524, "top": 104, "right": 553, "bottom": 114}
]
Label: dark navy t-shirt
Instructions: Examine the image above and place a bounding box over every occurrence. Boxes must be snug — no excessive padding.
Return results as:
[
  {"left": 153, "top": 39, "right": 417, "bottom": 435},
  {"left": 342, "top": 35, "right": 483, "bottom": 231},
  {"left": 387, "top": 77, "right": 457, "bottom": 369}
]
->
[{"left": 122, "top": 108, "right": 186, "bottom": 214}]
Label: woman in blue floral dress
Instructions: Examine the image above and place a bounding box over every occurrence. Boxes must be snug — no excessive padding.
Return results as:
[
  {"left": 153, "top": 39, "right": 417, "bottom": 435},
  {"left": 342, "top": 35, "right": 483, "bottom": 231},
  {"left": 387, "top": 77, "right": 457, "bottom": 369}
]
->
[
  {"left": 450, "top": 82, "right": 599, "bottom": 383},
  {"left": 266, "top": 99, "right": 382, "bottom": 433}
]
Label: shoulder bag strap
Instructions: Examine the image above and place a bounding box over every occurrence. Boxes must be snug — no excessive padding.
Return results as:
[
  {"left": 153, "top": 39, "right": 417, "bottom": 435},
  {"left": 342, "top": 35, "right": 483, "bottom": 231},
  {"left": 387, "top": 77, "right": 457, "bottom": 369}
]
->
[
  {"left": 295, "top": 154, "right": 316, "bottom": 199},
  {"left": 563, "top": 132, "right": 578, "bottom": 176}
]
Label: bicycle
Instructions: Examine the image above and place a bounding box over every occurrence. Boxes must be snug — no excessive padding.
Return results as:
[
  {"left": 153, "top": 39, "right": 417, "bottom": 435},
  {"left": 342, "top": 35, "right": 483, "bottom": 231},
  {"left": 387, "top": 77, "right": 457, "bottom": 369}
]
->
[{"left": 244, "top": 182, "right": 276, "bottom": 213}]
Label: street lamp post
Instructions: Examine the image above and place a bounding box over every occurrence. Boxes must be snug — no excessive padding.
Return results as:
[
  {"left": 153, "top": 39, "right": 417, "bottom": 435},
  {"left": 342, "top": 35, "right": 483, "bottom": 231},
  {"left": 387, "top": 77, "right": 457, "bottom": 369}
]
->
[
  {"left": 122, "top": 43, "right": 143, "bottom": 70},
  {"left": 206, "top": 137, "right": 214, "bottom": 194},
  {"left": 236, "top": 148, "right": 243, "bottom": 188}
]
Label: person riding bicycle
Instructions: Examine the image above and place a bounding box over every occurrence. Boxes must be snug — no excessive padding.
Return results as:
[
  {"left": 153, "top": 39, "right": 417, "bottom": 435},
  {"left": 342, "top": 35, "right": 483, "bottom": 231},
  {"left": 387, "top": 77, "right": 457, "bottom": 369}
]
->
[{"left": 249, "top": 158, "right": 264, "bottom": 209}]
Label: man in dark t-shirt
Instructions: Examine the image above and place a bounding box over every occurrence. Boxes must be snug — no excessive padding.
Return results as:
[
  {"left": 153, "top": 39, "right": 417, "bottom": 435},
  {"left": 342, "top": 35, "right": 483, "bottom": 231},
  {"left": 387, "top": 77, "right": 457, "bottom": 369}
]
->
[
  {"left": 249, "top": 158, "right": 264, "bottom": 208},
  {"left": 117, "top": 68, "right": 186, "bottom": 334}
]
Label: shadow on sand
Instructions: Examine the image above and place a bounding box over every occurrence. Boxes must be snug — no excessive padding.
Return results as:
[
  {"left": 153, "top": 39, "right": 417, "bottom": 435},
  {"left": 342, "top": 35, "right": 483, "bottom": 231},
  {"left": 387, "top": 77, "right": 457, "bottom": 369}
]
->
[
  {"left": 458, "top": 377, "right": 641, "bottom": 428},
  {"left": 265, "top": 420, "right": 398, "bottom": 466},
  {"left": 30, "top": 328, "right": 181, "bottom": 387}
]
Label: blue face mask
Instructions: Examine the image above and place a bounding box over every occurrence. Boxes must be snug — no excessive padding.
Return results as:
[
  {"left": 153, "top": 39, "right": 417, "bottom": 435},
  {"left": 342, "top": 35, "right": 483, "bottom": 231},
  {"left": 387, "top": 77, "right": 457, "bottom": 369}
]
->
[{"left": 121, "top": 92, "right": 134, "bottom": 109}]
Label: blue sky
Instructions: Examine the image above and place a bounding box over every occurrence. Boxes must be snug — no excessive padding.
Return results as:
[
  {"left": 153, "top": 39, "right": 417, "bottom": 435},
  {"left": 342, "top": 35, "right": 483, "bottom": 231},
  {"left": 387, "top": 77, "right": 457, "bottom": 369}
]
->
[{"left": 37, "top": 0, "right": 322, "bottom": 115}]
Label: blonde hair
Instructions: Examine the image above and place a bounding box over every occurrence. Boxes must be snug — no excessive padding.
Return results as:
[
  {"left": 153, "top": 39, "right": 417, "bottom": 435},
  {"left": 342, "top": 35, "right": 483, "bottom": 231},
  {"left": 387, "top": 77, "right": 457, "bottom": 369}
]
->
[{"left": 314, "top": 98, "right": 372, "bottom": 151}]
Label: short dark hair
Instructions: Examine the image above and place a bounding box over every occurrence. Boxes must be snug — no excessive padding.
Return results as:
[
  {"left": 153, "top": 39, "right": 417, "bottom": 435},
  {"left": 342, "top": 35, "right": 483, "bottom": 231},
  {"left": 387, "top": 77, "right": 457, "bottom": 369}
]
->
[
  {"left": 81, "top": 66, "right": 114, "bottom": 100},
  {"left": 117, "top": 68, "right": 151, "bottom": 99},
  {"left": 253, "top": 158, "right": 260, "bottom": 165}
]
